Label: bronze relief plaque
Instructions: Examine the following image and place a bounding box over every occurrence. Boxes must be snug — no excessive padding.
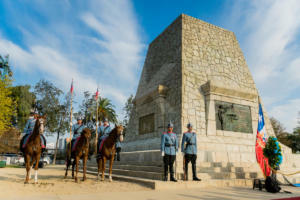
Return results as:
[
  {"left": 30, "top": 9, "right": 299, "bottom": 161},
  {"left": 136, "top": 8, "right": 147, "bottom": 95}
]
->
[
  {"left": 215, "top": 100, "right": 253, "bottom": 133},
  {"left": 139, "top": 113, "right": 155, "bottom": 135}
]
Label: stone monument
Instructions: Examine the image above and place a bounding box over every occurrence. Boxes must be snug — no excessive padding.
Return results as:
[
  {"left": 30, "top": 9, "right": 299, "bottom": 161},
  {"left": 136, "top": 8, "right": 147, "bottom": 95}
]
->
[{"left": 120, "top": 14, "right": 300, "bottom": 182}]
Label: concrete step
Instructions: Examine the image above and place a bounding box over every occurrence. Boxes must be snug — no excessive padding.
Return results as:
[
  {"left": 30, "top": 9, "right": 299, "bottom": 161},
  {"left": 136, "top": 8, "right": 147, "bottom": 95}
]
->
[
  {"left": 87, "top": 166, "right": 163, "bottom": 180},
  {"left": 81, "top": 168, "right": 254, "bottom": 190}
]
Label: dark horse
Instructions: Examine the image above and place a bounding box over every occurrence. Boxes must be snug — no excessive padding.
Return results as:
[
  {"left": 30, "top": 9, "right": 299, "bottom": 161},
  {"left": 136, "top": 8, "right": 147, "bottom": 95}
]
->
[
  {"left": 97, "top": 125, "right": 124, "bottom": 181},
  {"left": 64, "top": 128, "right": 91, "bottom": 183},
  {"left": 23, "top": 115, "right": 46, "bottom": 184}
]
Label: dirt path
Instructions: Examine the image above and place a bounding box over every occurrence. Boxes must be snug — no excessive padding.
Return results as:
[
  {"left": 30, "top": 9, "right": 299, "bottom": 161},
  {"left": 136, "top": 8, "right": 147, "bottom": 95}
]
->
[{"left": 0, "top": 165, "right": 150, "bottom": 199}]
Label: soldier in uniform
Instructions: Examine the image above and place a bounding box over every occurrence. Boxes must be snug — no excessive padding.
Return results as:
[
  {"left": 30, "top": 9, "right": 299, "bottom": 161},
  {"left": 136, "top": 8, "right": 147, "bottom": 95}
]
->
[
  {"left": 161, "top": 122, "right": 178, "bottom": 182},
  {"left": 97, "top": 118, "right": 111, "bottom": 155},
  {"left": 21, "top": 111, "right": 46, "bottom": 153},
  {"left": 114, "top": 138, "right": 122, "bottom": 161},
  {"left": 71, "top": 118, "right": 85, "bottom": 149},
  {"left": 181, "top": 123, "right": 201, "bottom": 181}
]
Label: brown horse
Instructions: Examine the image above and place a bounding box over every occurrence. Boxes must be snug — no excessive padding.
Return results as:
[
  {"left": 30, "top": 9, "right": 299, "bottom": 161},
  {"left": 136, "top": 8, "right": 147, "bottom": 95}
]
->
[
  {"left": 23, "top": 115, "right": 46, "bottom": 184},
  {"left": 97, "top": 125, "right": 124, "bottom": 181},
  {"left": 64, "top": 128, "right": 91, "bottom": 182}
]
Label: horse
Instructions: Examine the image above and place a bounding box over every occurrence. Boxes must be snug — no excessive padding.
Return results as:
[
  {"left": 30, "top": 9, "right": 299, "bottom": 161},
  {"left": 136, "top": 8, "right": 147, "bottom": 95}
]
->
[
  {"left": 23, "top": 115, "right": 46, "bottom": 184},
  {"left": 64, "top": 128, "right": 91, "bottom": 183},
  {"left": 97, "top": 125, "right": 124, "bottom": 181}
]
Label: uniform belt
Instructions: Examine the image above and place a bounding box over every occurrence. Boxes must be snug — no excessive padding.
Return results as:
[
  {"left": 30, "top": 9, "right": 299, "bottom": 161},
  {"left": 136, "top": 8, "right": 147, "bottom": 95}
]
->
[
  {"left": 187, "top": 143, "right": 195, "bottom": 145},
  {"left": 165, "top": 144, "right": 175, "bottom": 147}
]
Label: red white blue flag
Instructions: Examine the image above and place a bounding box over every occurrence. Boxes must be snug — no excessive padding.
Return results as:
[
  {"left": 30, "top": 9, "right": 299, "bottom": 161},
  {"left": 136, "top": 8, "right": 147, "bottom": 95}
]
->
[
  {"left": 95, "top": 88, "right": 99, "bottom": 101},
  {"left": 70, "top": 79, "right": 74, "bottom": 94},
  {"left": 255, "top": 103, "right": 271, "bottom": 177}
]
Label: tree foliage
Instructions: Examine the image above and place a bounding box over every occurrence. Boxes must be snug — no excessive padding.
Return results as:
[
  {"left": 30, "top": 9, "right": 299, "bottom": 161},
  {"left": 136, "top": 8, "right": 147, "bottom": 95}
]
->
[
  {"left": 123, "top": 94, "right": 134, "bottom": 127},
  {"left": 270, "top": 117, "right": 291, "bottom": 147},
  {"left": 0, "top": 77, "right": 16, "bottom": 133},
  {"left": 0, "top": 55, "right": 16, "bottom": 134},
  {"left": 34, "top": 79, "right": 63, "bottom": 133},
  {"left": 74, "top": 92, "right": 118, "bottom": 129},
  {"left": 10, "top": 85, "right": 36, "bottom": 130}
]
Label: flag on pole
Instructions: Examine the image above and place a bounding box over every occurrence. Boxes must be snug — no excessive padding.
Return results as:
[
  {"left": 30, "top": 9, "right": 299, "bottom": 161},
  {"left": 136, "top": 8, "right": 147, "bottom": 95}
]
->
[
  {"left": 70, "top": 79, "right": 74, "bottom": 94},
  {"left": 255, "top": 103, "right": 271, "bottom": 177},
  {"left": 95, "top": 87, "right": 99, "bottom": 101}
]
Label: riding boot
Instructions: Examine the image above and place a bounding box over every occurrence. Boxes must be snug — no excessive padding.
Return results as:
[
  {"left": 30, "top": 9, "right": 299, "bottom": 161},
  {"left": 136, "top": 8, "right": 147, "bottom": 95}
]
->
[
  {"left": 192, "top": 163, "right": 201, "bottom": 181},
  {"left": 163, "top": 163, "right": 168, "bottom": 181},
  {"left": 170, "top": 164, "right": 177, "bottom": 182},
  {"left": 184, "top": 161, "right": 189, "bottom": 181}
]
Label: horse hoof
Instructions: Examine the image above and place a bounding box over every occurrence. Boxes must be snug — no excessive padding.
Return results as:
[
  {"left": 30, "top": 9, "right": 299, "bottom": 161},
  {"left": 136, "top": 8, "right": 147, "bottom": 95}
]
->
[
  {"left": 24, "top": 181, "right": 29, "bottom": 184},
  {"left": 75, "top": 178, "right": 78, "bottom": 183},
  {"left": 109, "top": 178, "right": 113, "bottom": 182}
]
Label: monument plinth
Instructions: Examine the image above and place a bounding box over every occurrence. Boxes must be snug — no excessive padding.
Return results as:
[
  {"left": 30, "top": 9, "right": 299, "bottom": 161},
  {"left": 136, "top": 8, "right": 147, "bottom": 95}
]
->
[{"left": 121, "top": 14, "right": 300, "bottom": 181}]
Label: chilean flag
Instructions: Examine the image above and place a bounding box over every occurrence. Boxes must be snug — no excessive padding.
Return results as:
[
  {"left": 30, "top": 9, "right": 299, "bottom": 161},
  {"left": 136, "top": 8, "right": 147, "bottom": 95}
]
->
[
  {"left": 255, "top": 103, "right": 271, "bottom": 177},
  {"left": 95, "top": 88, "right": 99, "bottom": 101},
  {"left": 70, "top": 79, "right": 74, "bottom": 94}
]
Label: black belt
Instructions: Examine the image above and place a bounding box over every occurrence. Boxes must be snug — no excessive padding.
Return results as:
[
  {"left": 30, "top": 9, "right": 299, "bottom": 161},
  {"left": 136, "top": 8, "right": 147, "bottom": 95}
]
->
[
  {"left": 165, "top": 144, "right": 175, "bottom": 147},
  {"left": 187, "top": 143, "right": 195, "bottom": 146}
]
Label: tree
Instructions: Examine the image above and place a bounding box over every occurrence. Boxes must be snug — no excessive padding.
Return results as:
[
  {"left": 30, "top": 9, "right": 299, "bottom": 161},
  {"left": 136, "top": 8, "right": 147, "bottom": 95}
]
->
[
  {"left": 123, "top": 94, "right": 134, "bottom": 127},
  {"left": 0, "top": 55, "right": 16, "bottom": 134},
  {"left": 270, "top": 117, "right": 291, "bottom": 147},
  {"left": 34, "top": 79, "right": 63, "bottom": 133},
  {"left": 52, "top": 93, "right": 71, "bottom": 164},
  {"left": 10, "top": 85, "right": 36, "bottom": 130},
  {"left": 288, "top": 120, "right": 300, "bottom": 153},
  {"left": 0, "top": 77, "right": 16, "bottom": 134},
  {"left": 76, "top": 92, "right": 118, "bottom": 127},
  {"left": 97, "top": 97, "right": 118, "bottom": 123}
]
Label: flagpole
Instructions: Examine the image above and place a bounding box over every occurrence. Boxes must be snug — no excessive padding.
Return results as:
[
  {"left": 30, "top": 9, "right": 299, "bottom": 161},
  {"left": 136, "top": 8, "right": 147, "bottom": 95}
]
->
[
  {"left": 69, "top": 79, "right": 73, "bottom": 154},
  {"left": 94, "top": 97, "right": 99, "bottom": 155},
  {"left": 94, "top": 87, "right": 99, "bottom": 155}
]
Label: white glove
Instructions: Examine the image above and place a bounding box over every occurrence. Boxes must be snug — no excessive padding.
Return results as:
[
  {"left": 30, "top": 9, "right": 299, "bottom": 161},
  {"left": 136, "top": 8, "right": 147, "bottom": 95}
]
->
[
  {"left": 161, "top": 152, "right": 165, "bottom": 156},
  {"left": 70, "top": 122, "right": 73, "bottom": 126}
]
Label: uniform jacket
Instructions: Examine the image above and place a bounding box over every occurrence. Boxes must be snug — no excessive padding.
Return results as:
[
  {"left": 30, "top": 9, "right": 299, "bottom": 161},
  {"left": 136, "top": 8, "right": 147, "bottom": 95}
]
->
[
  {"left": 24, "top": 117, "right": 36, "bottom": 135},
  {"left": 98, "top": 125, "right": 111, "bottom": 140},
  {"left": 161, "top": 132, "right": 178, "bottom": 156},
  {"left": 181, "top": 131, "right": 197, "bottom": 155},
  {"left": 72, "top": 123, "right": 85, "bottom": 140}
]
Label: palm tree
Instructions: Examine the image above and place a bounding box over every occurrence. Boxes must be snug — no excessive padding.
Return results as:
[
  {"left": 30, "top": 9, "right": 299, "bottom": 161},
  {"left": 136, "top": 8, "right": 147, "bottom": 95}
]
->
[{"left": 97, "top": 97, "right": 117, "bottom": 123}]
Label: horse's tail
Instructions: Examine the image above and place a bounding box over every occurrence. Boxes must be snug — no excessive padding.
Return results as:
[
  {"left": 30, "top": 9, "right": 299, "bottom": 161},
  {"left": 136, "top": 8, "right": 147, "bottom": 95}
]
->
[{"left": 65, "top": 142, "right": 72, "bottom": 163}]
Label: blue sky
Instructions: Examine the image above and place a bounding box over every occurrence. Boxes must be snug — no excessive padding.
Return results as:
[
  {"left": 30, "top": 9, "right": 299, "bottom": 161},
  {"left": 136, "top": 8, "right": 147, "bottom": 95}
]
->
[{"left": 0, "top": 0, "right": 300, "bottom": 134}]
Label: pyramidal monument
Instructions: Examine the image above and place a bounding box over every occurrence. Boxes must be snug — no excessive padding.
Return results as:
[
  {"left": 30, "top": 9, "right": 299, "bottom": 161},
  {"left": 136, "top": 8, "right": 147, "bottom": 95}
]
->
[{"left": 120, "top": 14, "right": 300, "bottom": 182}]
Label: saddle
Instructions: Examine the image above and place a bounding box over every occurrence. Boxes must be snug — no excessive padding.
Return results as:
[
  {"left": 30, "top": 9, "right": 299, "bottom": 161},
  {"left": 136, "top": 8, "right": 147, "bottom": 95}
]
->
[
  {"left": 72, "top": 136, "right": 81, "bottom": 152},
  {"left": 20, "top": 134, "right": 46, "bottom": 151},
  {"left": 98, "top": 137, "right": 108, "bottom": 154}
]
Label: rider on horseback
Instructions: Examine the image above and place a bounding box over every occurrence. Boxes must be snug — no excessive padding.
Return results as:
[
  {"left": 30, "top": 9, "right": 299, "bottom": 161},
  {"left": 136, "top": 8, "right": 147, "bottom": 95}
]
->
[
  {"left": 97, "top": 118, "right": 111, "bottom": 157},
  {"left": 20, "top": 110, "right": 46, "bottom": 154},
  {"left": 71, "top": 118, "right": 86, "bottom": 151}
]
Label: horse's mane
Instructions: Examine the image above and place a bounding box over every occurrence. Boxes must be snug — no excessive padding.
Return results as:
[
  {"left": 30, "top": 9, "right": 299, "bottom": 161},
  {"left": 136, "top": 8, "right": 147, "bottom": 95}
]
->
[{"left": 80, "top": 128, "right": 91, "bottom": 137}]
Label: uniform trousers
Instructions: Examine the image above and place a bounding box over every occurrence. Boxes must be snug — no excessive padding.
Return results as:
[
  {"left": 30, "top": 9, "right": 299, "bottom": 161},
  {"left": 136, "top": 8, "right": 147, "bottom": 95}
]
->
[
  {"left": 184, "top": 154, "right": 197, "bottom": 178},
  {"left": 163, "top": 154, "right": 176, "bottom": 177}
]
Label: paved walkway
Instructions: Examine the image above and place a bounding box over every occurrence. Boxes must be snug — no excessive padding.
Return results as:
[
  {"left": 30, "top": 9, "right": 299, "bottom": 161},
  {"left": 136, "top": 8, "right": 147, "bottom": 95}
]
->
[{"left": 7, "top": 186, "right": 300, "bottom": 200}]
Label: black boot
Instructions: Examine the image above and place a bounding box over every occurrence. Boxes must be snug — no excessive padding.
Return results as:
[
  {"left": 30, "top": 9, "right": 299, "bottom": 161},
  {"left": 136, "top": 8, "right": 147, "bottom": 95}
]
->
[
  {"left": 163, "top": 176, "right": 168, "bottom": 181},
  {"left": 163, "top": 162, "right": 168, "bottom": 182},
  {"left": 184, "top": 161, "right": 189, "bottom": 181},
  {"left": 192, "top": 163, "right": 201, "bottom": 181},
  {"left": 170, "top": 174, "right": 177, "bottom": 182}
]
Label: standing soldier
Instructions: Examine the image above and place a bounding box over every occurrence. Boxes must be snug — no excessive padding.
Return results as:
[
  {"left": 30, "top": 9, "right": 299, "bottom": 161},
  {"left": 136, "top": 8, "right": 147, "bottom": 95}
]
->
[
  {"left": 181, "top": 123, "right": 201, "bottom": 181},
  {"left": 161, "top": 122, "right": 178, "bottom": 182},
  {"left": 114, "top": 138, "right": 122, "bottom": 161}
]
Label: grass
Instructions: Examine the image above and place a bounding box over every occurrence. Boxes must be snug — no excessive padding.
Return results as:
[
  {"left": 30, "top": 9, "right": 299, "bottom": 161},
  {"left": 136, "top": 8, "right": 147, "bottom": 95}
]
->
[{"left": 5, "top": 164, "right": 24, "bottom": 168}]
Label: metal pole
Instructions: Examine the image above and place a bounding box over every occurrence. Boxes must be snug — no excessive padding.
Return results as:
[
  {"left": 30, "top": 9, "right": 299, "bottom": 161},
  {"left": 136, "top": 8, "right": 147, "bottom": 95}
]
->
[
  {"left": 69, "top": 81, "right": 73, "bottom": 155},
  {"left": 94, "top": 96, "right": 99, "bottom": 155}
]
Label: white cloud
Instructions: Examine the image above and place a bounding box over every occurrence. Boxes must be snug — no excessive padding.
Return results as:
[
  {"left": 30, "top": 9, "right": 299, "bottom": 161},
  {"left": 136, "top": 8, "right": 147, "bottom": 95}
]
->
[
  {"left": 224, "top": 0, "right": 300, "bottom": 131},
  {"left": 0, "top": 0, "right": 144, "bottom": 116}
]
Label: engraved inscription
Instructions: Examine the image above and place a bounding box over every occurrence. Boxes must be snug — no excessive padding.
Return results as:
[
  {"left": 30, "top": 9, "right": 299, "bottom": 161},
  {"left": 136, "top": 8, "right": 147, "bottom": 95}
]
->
[
  {"left": 139, "top": 113, "right": 155, "bottom": 135},
  {"left": 215, "top": 101, "right": 252, "bottom": 133}
]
